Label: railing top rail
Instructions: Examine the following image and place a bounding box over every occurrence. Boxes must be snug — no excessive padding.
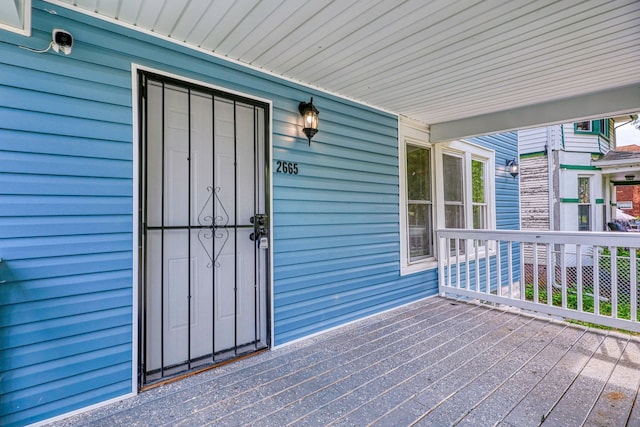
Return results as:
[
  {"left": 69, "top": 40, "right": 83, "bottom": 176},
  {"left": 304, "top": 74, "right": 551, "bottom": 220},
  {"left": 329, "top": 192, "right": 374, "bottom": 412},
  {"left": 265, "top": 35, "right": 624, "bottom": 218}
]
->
[{"left": 436, "top": 228, "right": 640, "bottom": 247}]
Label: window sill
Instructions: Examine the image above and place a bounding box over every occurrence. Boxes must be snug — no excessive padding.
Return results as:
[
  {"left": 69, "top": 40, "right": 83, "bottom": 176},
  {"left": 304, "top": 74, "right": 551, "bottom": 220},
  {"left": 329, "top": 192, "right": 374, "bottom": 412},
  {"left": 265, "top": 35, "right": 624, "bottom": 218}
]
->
[{"left": 400, "top": 259, "right": 438, "bottom": 276}]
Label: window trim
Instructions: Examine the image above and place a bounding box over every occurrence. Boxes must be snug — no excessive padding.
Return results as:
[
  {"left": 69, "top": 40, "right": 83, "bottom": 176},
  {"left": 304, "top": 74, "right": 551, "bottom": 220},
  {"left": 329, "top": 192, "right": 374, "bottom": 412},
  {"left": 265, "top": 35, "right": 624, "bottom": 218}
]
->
[
  {"left": 0, "top": 0, "right": 31, "bottom": 36},
  {"left": 434, "top": 140, "right": 496, "bottom": 235},
  {"left": 399, "top": 119, "right": 436, "bottom": 275}
]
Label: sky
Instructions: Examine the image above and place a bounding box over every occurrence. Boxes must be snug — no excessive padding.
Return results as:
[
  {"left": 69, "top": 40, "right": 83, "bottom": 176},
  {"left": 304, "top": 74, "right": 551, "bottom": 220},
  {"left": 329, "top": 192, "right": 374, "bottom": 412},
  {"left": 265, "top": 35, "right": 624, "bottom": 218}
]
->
[{"left": 615, "top": 120, "right": 640, "bottom": 147}]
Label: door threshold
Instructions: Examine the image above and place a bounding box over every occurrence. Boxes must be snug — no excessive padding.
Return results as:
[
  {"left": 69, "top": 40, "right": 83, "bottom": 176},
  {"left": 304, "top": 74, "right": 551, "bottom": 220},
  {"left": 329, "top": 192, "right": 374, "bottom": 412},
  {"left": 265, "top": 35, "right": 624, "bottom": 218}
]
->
[{"left": 140, "top": 348, "right": 268, "bottom": 392}]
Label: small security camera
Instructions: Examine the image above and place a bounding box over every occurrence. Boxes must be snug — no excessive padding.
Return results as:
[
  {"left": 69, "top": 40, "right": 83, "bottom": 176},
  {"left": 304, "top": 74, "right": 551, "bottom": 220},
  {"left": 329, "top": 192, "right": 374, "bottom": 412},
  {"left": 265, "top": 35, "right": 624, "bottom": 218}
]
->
[{"left": 52, "top": 29, "right": 73, "bottom": 55}]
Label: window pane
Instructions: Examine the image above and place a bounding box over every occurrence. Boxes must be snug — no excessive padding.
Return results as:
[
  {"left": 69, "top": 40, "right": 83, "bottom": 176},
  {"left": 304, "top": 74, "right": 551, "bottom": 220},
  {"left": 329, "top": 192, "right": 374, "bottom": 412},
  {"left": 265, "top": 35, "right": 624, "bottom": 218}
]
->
[
  {"left": 407, "top": 145, "right": 430, "bottom": 201},
  {"left": 445, "top": 205, "right": 464, "bottom": 229},
  {"left": 578, "top": 177, "right": 590, "bottom": 203},
  {"left": 576, "top": 121, "right": 591, "bottom": 131},
  {"left": 472, "top": 159, "right": 485, "bottom": 203},
  {"left": 578, "top": 205, "right": 590, "bottom": 231},
  {"left": 473, "top": 205, "right": 486, "bottom": 229},
  {"left": 408, "top": 203, "right": 433, "bottom": 260},
  {"left": 443, "top": 154, "right": 463, "bottom": 202},
  {"left": 599, "top": 119, "right": 609, "bottom": 138}
]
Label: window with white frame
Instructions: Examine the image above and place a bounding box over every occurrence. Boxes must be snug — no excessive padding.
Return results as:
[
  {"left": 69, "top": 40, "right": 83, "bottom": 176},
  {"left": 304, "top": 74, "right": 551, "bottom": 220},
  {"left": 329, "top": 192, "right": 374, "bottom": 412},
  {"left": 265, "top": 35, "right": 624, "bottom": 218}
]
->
[
  {"left": 0, "top": 0, "right": 31, "bottom": 36},
  {"left": 472, "top": 159, "right": 488, "bottom": 230},
  {"left": 578, "top": 176, "right": 591, "bottom": 231},
  {"left": 574, "top": 119, "right": 610, "bottom": 140},
  {"left": 406, "top": 144, "right": 434, "bottom": 262},
  {"left": 437, "top": 143, "right": 494, "bottom": 255},
  {"left": 399, "top": 122, "right": 496, "bottom": 275}
]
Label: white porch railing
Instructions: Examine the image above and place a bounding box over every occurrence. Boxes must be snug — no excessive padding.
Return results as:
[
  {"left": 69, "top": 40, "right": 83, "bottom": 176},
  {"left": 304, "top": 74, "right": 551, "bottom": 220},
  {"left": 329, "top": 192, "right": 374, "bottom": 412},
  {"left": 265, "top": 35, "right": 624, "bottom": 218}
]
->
[{"left": 437, "top": 229, "right": 640, "bottom": 333}]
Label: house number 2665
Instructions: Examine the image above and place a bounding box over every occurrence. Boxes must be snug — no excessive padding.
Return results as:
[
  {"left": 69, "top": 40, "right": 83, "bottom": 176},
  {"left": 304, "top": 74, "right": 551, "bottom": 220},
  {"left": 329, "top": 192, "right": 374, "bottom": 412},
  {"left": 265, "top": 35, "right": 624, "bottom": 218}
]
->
[{"left": 276, "top": 161, "right": 299, "bottom": 175}]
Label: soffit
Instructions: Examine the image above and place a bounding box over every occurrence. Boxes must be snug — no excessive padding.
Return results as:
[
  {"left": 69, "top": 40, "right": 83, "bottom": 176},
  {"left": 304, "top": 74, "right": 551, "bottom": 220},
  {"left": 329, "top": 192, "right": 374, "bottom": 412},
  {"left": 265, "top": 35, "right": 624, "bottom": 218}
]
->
[{"left": 48, "top": 0, "right": 640, "bottom": 134}]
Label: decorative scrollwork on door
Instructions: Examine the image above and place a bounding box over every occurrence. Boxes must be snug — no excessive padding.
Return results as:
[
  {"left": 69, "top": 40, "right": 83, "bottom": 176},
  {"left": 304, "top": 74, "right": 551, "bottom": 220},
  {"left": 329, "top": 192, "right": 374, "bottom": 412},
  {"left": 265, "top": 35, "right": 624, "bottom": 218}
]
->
[{"left": 197, "top": 186, "right": 230, "bottom": 268}]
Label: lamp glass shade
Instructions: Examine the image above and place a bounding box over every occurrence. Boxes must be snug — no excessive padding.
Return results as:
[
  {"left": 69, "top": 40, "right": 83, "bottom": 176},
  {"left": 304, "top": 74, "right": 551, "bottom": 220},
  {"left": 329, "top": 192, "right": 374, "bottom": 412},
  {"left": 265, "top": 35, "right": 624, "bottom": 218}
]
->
[
  {"left": 299, "top": 97, "right": 319, "bottom": 143},
  {"left": 303, "top": 108, "right": 319, "bottom": 132}
]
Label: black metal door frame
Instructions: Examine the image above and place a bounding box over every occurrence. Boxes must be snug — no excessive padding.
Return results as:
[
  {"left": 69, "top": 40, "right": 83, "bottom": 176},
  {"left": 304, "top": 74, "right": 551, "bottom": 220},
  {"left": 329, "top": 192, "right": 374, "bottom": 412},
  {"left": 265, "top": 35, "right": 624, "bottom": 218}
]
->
[{"left": 137, "top": 70, "right": 270, "bottom": 387}]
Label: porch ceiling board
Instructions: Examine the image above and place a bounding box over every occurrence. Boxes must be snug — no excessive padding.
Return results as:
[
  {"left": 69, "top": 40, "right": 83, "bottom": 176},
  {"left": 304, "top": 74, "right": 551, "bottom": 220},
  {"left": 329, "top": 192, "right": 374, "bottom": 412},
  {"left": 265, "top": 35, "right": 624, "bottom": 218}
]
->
[{"left": 49, "top": 0, "right": 640, "bottom": 135}]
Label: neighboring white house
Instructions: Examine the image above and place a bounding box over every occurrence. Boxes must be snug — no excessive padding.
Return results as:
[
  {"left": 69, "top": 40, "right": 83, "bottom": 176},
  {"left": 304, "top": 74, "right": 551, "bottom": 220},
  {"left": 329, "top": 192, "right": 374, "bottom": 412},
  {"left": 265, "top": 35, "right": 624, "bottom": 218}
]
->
[{"left": 518, "top": 119, "right": 615, "bottom": 233}]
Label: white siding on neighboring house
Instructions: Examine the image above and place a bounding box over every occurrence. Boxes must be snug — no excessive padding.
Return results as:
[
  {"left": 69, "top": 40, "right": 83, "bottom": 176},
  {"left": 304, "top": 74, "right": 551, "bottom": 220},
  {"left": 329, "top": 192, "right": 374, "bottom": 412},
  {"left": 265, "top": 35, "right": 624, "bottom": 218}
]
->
[
  {"left": 562, "top": 123, "right": 610, "bottom": 154},
  {"left": 518, "top": 125, "right": 565, "bottom": 154},
  {"left": 520, "top": 155, "right": 549, "bottom": 230},
  {"left": 518, "top": 127, "right": 548, "bottom": 154}
]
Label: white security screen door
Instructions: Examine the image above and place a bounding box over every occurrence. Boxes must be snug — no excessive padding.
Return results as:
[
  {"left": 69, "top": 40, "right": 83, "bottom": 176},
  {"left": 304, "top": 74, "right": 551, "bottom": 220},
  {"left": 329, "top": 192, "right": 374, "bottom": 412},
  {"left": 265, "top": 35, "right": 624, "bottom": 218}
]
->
[{"left": 139, "top": 72, "right": 269, "bottom": 385}]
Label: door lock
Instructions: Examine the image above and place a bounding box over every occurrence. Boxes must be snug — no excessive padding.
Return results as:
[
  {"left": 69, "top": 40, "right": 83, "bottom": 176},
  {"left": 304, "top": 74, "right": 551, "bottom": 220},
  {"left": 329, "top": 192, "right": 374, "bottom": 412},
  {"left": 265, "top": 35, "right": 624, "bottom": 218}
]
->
[
  {"left": 250, "top": 214, "right": 267, "bottom": 226},
  {"left": 250, "top": 214, "right": 269, "bottom": 242}
]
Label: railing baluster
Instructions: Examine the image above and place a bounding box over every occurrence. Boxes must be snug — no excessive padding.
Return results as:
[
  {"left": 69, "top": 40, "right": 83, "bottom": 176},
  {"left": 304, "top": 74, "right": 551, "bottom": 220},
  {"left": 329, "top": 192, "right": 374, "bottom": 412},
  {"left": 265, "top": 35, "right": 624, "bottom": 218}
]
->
[
  {"left": 560, "top": 244, "right": 567, "bottom": 309},
  {"left": 474, "top": 239, "right": 480, "bottom": 292},
  {"left": 465, "top": 238, "right": 470, "bottom": 290},
  {"left": 507, "top": 241, "right": 513, "bottom": 299},
  {"left": 486, "top": 240, "right": 491, "bottom": 295},
  {"left": 496, "top": 240, "right": 502, "bottom": 297},
  {"left": 446, "top": 238, "right": 452, "bottom": 288},
  {"left": 455, "top": 238, "right": 460, "bottom": 289},
  {"left": 631, "top": 249, "right": 637, "bottom": 324},
  {"left": 520, "top": 242, "right": 525, "bottom": 301},
  {"left": 576, "top": 244, "right": 583, "bottom": 313},
  {"left": 610, "top": 246, "right": 617, "bottom": 319},
  {"left": 546, "top": 243, "right": 553, "bottom": 306},
  {"left": 533, "top": 243, "right": 539, "bottom": 304},
  {"left": 593, "top": 245, "right": 600, "bottom": 316}
]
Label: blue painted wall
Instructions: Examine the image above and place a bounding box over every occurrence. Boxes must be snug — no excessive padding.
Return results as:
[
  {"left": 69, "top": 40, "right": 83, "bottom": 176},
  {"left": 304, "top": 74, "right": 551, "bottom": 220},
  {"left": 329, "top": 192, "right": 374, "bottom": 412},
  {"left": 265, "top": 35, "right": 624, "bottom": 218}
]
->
[{"left": 0, "top": 2, "right": 519, "bottom": 425}]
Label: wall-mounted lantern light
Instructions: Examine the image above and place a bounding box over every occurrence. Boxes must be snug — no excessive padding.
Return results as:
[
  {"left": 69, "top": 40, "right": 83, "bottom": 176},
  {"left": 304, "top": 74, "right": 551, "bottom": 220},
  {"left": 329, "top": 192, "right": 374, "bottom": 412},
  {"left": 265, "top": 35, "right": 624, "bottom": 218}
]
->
[
  {"left": 506, "top": 159, "right": 519, "bottom": 178},
  {"left": 299, "top": 97, "right": 319, "bottom": 145}
]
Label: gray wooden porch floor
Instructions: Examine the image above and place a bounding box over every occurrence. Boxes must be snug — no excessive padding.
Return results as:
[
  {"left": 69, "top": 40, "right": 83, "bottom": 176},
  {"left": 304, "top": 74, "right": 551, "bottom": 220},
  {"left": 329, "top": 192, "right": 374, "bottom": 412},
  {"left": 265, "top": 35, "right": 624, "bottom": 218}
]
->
[{"left": 54, "top": 297, "right": 640, "bottom": 427}]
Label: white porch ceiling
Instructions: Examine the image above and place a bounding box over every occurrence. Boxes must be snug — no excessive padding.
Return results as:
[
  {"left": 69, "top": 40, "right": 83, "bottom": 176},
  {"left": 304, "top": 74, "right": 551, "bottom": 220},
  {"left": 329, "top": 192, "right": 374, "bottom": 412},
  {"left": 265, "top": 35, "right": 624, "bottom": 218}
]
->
[{"left": 50, "top": 0, "right": 640, "bottom": 140}]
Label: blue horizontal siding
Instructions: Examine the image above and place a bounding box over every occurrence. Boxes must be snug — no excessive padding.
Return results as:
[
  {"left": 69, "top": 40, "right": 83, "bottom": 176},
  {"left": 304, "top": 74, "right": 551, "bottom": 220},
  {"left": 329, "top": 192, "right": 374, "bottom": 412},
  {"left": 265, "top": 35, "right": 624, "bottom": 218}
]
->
[
  {"left": 1, "top": 234, "right": 132, "bottom": 260},
  {"left": 1, "top": 288, "right": 132, "bottom": 328},
  {"left": 274, "top": 223, "right": 399, "bottom": 239},
  {"left": 0, "top": 106, "right": 132, "bottom": 142},
  {"left": 0, "top": 61, "right": 132, "bottom": 107},
  {"left": 0, "top": 85, "right": 131, "bottom": 124},
  {"left": 0, "top": 174, "right": 132, "bottom": 196},
  {"left": 2, "top": 363, "right": 132, "bottom": 427},
  {"left": 273, "top": 175, "right": 398, "bottom": 194},
  {"left": 2, "top": 253, "right": 132, "bottom": 283},
  {"left": 0, "top": 151, "right": 131, "bottom": 178},
  {"left": 2, "top": 325, "right": 131, "bottom": 370},
  {"left": 0, "top": 271, "right": 132, "bottom": 305},
  {"left": 3, "top": 344, "right": 131, "bottom": 394},
  {"left": 274, "top": 242, "right": 398, "bottom": 268},
  {"left": 273, "top": 233, "right": 399, "bottom": 253},
  {"left": 0, "top": 130, "right": 132, "bottom": 160},
  {"left": 1, "top": 306, "right": 132, "bottom": 349},
  {"left": 1, "top": 196, "right": 132, "bottom": 216},
  {"left": 0, "top": 216, "right": 131, "bottom": 238}
]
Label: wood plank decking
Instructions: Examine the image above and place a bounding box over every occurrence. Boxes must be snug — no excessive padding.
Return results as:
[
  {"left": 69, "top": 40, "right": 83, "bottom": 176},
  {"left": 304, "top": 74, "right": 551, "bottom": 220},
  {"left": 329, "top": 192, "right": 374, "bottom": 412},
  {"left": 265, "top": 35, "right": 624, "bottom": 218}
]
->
[{"left": 52, "top": 297, "right": 640, "bottom": 427}]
